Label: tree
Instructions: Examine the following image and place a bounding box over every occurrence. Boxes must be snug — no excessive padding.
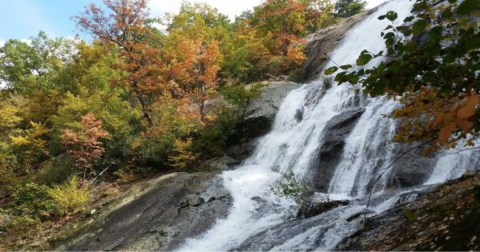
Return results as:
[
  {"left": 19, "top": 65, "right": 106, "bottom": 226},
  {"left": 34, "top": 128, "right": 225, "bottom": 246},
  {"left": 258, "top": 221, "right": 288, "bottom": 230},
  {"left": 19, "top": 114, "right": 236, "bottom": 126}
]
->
[
  {"left": 167, "top": 39, "right": 221, "bottom": 121},
  {"left": 325, "top": 0, "right": 480, "bottom": 151},
  {"left": 62, "top": 113, "right": 110, "bottom": 178},
  {"left": 335, "top": 0, "right": 367, "bottom": 18},
  {"left": 0, "top": 32, "right": 74, "bottom": 94},
  {"left": 255, "top": 0, "right": 307, "bottom": 57},
  {"left": 75, "top": 0, "right": 164, "bottom": 127}
]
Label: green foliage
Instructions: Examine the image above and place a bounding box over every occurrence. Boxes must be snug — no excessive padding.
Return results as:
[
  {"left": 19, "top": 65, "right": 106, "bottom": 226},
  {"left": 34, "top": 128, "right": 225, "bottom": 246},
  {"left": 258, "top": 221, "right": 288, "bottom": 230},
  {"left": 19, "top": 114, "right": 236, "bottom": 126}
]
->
[
  {"left": 47, "top": 176, "right": 90, "bottom": 215},
  {"left": 7, "top": 215, "right": 41, "bottom": 234},
  {"left": 327, "top": 0, "right": 480, "bottom": 150},
  {"left": 0, "top": 32, "right": 74, "bottom": 94},
  {"left": 33, "top": 156, "right": 75, "bottom": 186},
  {"left": 335, "top": 0, "right": 367, "bottom": 17},
  {"left": 192, "top": 108, "right": 238, "bottom": 159},
  {"left": 9, "top": 183, "right": 57, "bottom": 220},
  {"left": 168, "top": 138, "right": 198, "bottom": 169},
  {"left": 271, "top": 172, "right": 314, "bottom": 206},
  {"left": 222, "top": 83, "right": 263, "bottom": 126},
  {"left": 403, "top": 209, "right": 418, "bottom": 221}
]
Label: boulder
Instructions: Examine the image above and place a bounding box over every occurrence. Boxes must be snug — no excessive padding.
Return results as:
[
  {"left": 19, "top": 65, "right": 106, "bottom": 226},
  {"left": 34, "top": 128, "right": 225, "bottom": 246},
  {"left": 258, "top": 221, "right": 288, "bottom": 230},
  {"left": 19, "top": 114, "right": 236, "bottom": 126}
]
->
[
  {"left": 297, "top": 200, "right": 350, "bottom": 219},
  {"left": 312, "top": 108, "right": 365, "bottom": 191},
  {"left": 242, "top": 81, "right": 301, "bottom": 139},
  {"left": 204, "top": 155, "right": 240, "bottom": 171},
  {"left": 54, "top": 172, "right": 232, "bottom": 251},
  {"left": 387, "top": 144, "right": 437, "bottom": 188}
]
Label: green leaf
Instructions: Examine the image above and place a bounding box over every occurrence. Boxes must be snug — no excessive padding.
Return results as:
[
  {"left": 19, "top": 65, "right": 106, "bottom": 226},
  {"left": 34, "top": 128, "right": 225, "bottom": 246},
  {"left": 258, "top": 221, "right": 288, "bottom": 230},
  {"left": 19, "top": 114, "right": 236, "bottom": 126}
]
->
[
  {"left": 324, "top": 66, "right": 338, "bottom": 75},
  {"left": 340, "top": 64, "right": 352, "bottom": 70},
  {"left": 385, "top": 11, "right": 398, "bottom": 21},
  {"left": 412, "top": 19, "right": 428, "bottom": 35},
  {"left": 457, "top": 0, "right": 480, "bottom": 15},
  {"left": 378, "top": 15, "right": 386, "bottom": 20},
  {"left": 403, "top": 16, "right": 414, "bottom": 23},
  {"left": 429, "top": 26, "right": 443, "bottom": 43},
  {"left": 356, "top": 51, "right": 373, "bottom": 66}
]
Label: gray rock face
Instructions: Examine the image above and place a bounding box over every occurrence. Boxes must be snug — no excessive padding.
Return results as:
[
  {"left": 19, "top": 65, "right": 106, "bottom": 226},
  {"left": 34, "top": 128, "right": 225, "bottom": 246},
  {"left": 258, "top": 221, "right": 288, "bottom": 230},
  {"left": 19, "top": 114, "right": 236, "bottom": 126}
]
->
[
  {"left": 387, "top": 144, "right": 437, "bottom": 188},
  {"left": 300, "top": 13, "right": 369, "bottom": 81},
  {"left": 242, "top": 81, "right": 301, "bottom": 139},
  {"left": 55, "top": 172, "right": 231, "bottom": 251},
  {"left": 312, "top": 108, "right": 365, "bottom": 192},
  {"left": 204, "top": 155, "right": 240, "bottom": 171}
]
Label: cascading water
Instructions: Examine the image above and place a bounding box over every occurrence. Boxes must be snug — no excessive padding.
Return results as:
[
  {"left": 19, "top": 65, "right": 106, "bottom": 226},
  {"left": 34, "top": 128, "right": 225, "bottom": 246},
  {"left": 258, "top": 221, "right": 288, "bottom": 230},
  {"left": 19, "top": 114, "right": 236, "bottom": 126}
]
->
[{"left": 178, "top": 0, "right": 479, "bottom": 250}]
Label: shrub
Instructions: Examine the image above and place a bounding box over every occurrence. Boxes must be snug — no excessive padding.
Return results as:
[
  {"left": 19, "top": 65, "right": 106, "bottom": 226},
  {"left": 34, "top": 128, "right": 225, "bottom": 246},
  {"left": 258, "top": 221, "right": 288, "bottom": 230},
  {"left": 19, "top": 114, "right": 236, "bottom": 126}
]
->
[
  {"left": 8, "top": 215, "right": 41, "bottom": 234},
  {"left": 9, "top": 183, "right": 57, "bottom": 220},
  {"left": 33, "top": 156, "right": 75, "bottom": 186},
  {"left": 192, "top": 108, "right": 238, "bottom": 159},
  {"left": 47, "top": 176, "right": 90, "bottom": 215},
  {"left": 271, "top": 172, "right": 314, "bottom": 207}
]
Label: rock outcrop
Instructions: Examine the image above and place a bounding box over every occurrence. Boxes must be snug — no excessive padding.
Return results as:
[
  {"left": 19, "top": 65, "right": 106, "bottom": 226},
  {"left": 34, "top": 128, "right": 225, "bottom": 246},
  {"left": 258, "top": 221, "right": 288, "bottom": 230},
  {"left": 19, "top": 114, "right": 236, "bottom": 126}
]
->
[
  {"left": 225, "top": 81, "right": 301, "bottom": 161},
  {"left": 242, "top": 81, "right": 301, "bottom": 139},
  {"left": 54, "top": 172, "right": 231, "bottom": 251},
  {"left": 387, "top": 144, "right": 437, "bottom": 187},
  {"left": 312, "top": 108, "right": 365, "bottom": 191},
  {"left": 300, "top": 12, "right": 370, "bottom": 81},
  {"left": 336, "top": 173, "right": 480, "bottom": 251}
]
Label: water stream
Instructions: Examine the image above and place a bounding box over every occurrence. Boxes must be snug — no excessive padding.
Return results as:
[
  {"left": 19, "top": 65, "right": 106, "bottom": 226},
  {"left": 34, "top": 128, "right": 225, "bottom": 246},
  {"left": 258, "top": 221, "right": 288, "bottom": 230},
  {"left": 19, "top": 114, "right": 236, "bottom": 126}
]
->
[{"left": 178, "top": 0, "right": 479, "bottom": 250}]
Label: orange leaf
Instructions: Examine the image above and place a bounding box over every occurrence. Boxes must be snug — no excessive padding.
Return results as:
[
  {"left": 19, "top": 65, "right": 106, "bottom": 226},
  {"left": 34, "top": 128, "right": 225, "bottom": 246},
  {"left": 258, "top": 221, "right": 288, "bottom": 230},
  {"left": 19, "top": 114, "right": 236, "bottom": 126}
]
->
[
  {"left": 438, "top": 122, "right": 456, "bottom": 145},
  {"left": 457, "top": 94, "right": 479, "bottom": 119},
  {"left": 433, "top": 112, "right": 445, "bottom": 127},
  {"left": 455, "top": 118, "right": 474, "bottom": 132}
]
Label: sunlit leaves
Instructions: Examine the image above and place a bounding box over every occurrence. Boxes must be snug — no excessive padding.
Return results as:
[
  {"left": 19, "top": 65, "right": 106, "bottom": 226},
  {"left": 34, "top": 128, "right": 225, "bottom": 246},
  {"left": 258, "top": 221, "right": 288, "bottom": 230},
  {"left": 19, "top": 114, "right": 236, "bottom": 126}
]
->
[
  {"left": 62, "top": 113, "right": 110, "bottom": 177},
  {"left": 324, "top": 66, "right": 338, "bottom": 75}
]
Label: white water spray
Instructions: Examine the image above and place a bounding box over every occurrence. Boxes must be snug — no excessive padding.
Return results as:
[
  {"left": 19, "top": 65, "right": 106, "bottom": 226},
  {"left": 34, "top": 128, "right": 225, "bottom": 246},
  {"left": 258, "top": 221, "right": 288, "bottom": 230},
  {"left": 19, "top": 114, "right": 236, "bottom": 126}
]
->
[{"left": 178, "top": 0, "right": 479, "bottom": 250}]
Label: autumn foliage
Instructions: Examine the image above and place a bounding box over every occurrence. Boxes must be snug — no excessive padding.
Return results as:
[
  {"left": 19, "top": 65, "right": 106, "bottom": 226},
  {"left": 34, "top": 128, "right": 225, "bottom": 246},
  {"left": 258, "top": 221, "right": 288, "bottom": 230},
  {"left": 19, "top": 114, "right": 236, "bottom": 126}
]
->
[
  {"left": 0, "top": 0, "right": 348, "bottom": 246},
  {"left": 62, "top": 113, "right": 110, "bottom": 177}
]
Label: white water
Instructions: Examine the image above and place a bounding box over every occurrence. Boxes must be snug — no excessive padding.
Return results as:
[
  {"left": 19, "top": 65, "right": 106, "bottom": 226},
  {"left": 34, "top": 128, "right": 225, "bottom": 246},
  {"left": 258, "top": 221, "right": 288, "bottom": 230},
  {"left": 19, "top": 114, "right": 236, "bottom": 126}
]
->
[{"left": 179, "top": 0, "right": 479, "bottom": 250}]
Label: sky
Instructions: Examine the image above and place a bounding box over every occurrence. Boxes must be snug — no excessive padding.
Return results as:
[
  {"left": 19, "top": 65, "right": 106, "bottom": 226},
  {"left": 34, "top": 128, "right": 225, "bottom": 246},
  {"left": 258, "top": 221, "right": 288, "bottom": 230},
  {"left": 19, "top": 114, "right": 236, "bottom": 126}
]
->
[
  {"left": 0, "top": 0, "right": 263, "bottom": 41},
  {"left": 0, "top": 0, "right": 385, "bottom": 42}
]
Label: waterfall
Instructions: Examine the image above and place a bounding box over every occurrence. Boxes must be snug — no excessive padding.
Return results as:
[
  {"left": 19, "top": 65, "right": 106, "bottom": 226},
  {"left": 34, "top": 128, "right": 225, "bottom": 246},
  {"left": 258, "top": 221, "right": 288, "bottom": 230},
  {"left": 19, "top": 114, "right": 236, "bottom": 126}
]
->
[{"left": 178, "top": 0, "right": 479, "bottom": 250}]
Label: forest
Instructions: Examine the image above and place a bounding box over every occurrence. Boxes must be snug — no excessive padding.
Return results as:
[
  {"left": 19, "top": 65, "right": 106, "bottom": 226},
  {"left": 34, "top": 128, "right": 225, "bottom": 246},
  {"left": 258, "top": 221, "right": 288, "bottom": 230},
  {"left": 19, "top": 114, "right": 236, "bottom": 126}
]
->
[
  {"left": 0, "top": 0, "right": 367, "bottom": 247},
  {"left": 1, "top": 0, "right": 479, "bottom": 249}
]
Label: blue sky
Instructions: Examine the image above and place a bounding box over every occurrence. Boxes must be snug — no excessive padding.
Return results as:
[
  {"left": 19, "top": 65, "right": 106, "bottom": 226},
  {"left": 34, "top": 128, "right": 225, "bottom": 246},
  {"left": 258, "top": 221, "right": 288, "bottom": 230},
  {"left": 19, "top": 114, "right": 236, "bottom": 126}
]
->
[
  {"left": 0, "top": 0, "right": 263, "bottom": 42},
  {"left": 0, "top": 0, "right": 103, "bottom": 40},
  {"left": 0, "top": 0, "right": 383, "bottom": 42}
]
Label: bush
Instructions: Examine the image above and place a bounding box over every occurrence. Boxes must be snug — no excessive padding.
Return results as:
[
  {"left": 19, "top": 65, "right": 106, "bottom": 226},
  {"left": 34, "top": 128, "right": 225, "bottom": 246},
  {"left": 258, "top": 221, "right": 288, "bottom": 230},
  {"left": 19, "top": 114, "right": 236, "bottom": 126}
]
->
[
  {"left": 193, "top": 108, "right": 238, "bottom": 159},
  {"left": 8, "top": 215, "right": 41, "bottom": 234},
  {"left": 47, "top": 176, "right": 90, "bottom": 215},
  {"left": 271, "top": 172, "right": 314, "bottom": 207},
  {"left": 9, "top": 183, "right": 57, "bottom": 220},
  {"left": 33, "top": 156, "right": 75, "bottom": 186}
]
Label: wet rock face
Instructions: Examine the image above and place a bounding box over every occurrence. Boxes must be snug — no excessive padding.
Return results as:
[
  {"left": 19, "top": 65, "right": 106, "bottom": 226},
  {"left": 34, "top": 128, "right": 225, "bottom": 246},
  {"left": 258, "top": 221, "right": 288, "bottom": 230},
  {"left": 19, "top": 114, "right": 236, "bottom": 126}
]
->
[
  {"left": 336, "top": 174, "right": 480, "bottom": 251},
  {"left": 300, "top": 13, "right": 369, "bottom": 82},
  {"left": 242, "top": 81, "right": 301, "bottom": 140},
  {"left": 387, "top": 144, "right": 437, "bottom": 188},
  {"left": 55, "top": 173, "right": 231, "bottom": 251},
  {"left": 312, "top": 108, "right": 365, "bottom": 192}
]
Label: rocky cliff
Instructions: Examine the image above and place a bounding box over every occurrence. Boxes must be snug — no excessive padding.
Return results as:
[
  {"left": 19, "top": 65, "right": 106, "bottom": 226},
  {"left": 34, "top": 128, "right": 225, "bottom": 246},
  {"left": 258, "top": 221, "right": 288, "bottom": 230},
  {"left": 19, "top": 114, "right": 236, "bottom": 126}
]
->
[{"left": 336, "top": 172, "right": 480, "bottom": 251}]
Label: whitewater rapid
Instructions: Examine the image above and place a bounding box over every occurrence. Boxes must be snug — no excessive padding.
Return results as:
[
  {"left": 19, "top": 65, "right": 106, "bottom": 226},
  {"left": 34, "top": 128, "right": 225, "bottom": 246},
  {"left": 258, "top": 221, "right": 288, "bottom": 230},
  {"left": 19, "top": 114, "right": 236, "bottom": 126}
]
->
[{"left": 178, "top": 0, "right": 479, "bottom": 250}]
